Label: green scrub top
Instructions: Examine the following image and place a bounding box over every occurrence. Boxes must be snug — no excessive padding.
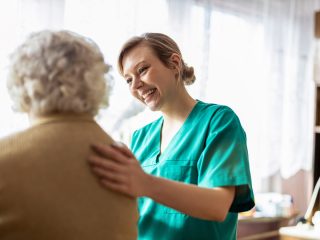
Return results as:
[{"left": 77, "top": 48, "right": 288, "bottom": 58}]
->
[{"left": 130, "top": 100, "right": 254, "bottom": 240}]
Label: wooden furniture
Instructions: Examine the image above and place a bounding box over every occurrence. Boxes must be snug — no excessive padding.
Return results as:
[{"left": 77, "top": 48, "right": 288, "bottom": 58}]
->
[
  {"left": 314, "top": 11, "right": 320, "bottom": 215},
  {"left": 313, "top": 80, "right": 320, "bottom": 218},
  {"left": 279, "top": 178, "right": 320, "bottom": 239},
  {"left": 238, "top": 212, "right": 298, "bottom": 240},
  {"left": 279, "top": 225, "right": 320, "bottom": 240}
]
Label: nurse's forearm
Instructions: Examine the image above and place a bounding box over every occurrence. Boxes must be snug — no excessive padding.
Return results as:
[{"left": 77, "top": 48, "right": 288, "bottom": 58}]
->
[{"left": 143, "top": 174, "right": 235, "bottom": 221}]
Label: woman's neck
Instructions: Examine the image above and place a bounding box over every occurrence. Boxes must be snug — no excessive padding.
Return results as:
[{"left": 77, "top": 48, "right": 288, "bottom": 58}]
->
[
  {"left": 161, "top": 90, "right": 197, "bottom": 125},
  {"left": 159, "top": 90, "right": 197, "bottom": 153}
]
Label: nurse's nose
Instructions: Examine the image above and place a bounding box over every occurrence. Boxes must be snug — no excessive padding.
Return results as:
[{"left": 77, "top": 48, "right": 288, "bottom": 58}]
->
[{"left": 131, "top": 78, "right": 144, "bottom": 89}]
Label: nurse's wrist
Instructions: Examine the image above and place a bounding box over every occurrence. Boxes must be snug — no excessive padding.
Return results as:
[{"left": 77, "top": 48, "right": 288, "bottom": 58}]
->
[{"left": 141, "top": 173, "right": 157, "bottom": 198}]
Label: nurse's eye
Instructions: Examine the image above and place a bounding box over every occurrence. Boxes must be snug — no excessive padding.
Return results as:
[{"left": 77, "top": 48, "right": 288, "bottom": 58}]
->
[
  {"left": 126, "top": 78, "right": 132, "bottom": 85},
  {"left": 138, "top": 66, "right": 148, "bottom": 75}
]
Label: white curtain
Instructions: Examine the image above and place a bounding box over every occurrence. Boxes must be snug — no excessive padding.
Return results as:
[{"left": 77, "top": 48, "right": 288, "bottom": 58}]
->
[
  {"left": 0, "top": 0, "right": 318, "bottom": 192},
  {"left": 171, "top": 0, "right": 318, "bottom": 190}
]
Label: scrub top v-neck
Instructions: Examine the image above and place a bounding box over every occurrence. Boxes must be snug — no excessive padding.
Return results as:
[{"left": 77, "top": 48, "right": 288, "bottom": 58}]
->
[
  {"left": 156, "top": 101, "right": 198, "bottom": 162},
  {"left": 130, "top": 100, "right": 254, "bottom": 240}
]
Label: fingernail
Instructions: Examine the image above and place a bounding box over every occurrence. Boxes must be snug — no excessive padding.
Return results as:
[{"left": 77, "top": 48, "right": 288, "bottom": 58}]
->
[{"left": 111, "top": 141, "right": 125, "bottom": 147}]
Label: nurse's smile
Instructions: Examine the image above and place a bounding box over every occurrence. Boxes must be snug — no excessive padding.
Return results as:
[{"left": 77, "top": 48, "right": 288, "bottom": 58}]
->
[{"left": 142, "top": 89, "right": 157, "bottom": 103}]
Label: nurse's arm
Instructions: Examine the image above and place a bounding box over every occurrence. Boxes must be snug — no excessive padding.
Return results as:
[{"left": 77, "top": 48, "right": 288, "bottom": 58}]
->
[
  {"left": 145, "top": 174, "right": 235, "bottom": 222},
  {"left": 88, "top": 143, "right": 235, "bottom": 222}
]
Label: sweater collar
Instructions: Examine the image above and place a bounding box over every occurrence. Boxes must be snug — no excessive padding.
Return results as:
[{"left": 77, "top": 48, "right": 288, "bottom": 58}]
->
[{"left": 30, "top": 113, "right": 95, "bottom": 126}]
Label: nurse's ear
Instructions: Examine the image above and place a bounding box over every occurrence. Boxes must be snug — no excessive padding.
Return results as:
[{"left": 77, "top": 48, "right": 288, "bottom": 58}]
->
[{"left": 169, "top": 53, "right": 182, "bottom": 80}]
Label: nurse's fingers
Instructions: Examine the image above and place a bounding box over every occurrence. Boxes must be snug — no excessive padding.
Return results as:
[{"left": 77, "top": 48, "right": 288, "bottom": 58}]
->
[
  {"left": 91, "top": 143, "right": 129, "bottom": 164},
  {"left": 111, "top": 142, "right": 135, "bottom": 158},
  {"left": 91, "top": 166, "right": 126, "bottom": 184},
  {"left": 88, "top": 155, "right": 124, "bottom": 172},
  {"left": 101, "top": 179, "right": 132, "bottom": 197}
]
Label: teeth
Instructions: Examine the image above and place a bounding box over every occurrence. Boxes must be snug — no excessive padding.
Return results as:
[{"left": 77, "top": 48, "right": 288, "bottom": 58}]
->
[{"left": 142, "top": 89, "right": 155, "bottom": 99}]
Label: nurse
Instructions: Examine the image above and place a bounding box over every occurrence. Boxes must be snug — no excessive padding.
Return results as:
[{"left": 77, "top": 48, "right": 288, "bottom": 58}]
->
[{"left": 88, "top": 32, "right": 255, "bottom": 240}]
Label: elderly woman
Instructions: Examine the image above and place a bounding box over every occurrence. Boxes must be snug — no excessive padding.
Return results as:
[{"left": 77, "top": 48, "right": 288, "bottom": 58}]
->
[{"left": 0, "top": 30, "right": 138, "bottom": 240}]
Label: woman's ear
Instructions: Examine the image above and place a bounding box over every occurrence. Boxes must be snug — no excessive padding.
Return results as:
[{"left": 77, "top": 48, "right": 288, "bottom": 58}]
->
[
  {"left": 170, "top": 53, "right": 182, "bottom": 72},
  {"left": 170, "top": 53, "right": 182, "bottom": 81}
]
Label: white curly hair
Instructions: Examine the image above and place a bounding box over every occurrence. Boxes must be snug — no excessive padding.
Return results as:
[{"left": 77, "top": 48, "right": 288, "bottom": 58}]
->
[{"left": 7, "top": 30, "right": 111, "bottom": 116}]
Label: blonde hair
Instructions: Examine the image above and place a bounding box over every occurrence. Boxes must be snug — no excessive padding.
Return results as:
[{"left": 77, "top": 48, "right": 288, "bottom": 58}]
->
[
  {"left": 118, "top": 32, "right": 195, "bottom": 85},
  {"left": 7, "top": 30, "right": 111, "bottom": 116}
]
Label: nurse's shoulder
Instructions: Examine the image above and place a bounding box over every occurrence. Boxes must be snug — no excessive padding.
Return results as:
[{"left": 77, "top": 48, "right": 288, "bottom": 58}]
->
[
  {"left": 197, "top": 101, "right": 237, "bottom": 119},
  {"left": 132, "top": 117, "right": 162, "bottom": 140},
  {"left": 130, "top": 116, "right": 163, "bottom": 156},
  {"left": 197, "top": 101, "right": 243, "bottom": 130}
]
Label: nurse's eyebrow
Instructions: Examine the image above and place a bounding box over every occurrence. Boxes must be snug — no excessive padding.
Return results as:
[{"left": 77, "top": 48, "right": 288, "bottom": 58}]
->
[{"left": 124, "top": 60, "right": 147, "bottom": 78}]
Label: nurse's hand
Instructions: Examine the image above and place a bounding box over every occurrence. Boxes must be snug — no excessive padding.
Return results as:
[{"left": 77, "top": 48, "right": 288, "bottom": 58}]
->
[{"left": 88, "top": 142, "right": 149, "bottom": 198}]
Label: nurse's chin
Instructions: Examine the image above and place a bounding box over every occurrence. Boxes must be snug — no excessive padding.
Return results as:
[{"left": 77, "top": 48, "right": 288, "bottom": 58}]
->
[
  {"left": 144, "top": 99, "right": 162, "bottom": 112},
  {"left": 146, "top": 102, "right": 162, "bottom": 112}
]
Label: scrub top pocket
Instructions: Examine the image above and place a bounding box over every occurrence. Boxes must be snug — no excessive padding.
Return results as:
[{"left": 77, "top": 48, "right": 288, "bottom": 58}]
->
[{"left": 159, "top": 159, "right": 198, "bottom": 214}]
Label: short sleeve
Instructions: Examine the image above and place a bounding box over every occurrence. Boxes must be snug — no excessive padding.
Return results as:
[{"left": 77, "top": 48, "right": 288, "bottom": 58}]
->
[{"left": 197, "top": 107, "right": 255, "bottom": 212}]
